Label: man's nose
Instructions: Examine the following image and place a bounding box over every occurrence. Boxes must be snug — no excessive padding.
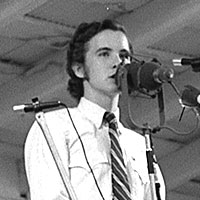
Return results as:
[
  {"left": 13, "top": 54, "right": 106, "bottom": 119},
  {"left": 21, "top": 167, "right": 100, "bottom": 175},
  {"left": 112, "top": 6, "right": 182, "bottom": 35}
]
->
[{"left": 112, "top": 54, "right": 123, "bottom": 68}]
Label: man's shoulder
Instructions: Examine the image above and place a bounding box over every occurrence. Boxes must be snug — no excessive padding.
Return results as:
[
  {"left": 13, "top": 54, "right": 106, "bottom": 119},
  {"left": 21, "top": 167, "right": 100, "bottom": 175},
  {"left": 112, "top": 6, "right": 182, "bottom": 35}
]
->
[
  {"left": 44, "top": 106, "right": 80, "bottom": 122},
  {"left": 28, "top": 106, "right": 81, "bottom": 135},
  {"left": 26, "top": 106, "right": 82, "bottom": 144}
]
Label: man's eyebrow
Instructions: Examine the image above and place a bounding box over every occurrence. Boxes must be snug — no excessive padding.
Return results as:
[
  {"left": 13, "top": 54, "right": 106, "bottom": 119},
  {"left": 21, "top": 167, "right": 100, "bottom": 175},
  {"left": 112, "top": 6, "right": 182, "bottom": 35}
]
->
[
  {"left": 120, "top": 49, "right": 131, "bottom": 54},
  {"left": 95, "top": 47, "right": 112, "bottom": 53}
]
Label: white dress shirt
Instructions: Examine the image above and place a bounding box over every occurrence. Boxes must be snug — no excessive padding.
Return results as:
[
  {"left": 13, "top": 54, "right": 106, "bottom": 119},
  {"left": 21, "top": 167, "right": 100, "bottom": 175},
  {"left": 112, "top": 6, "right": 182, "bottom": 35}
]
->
[{"left": 25, "top": 97, "right": 165, "bottom": 200}]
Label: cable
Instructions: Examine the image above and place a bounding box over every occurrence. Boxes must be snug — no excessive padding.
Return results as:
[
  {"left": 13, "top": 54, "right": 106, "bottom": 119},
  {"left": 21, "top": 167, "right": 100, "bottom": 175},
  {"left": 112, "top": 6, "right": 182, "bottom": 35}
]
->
[
  {"left": 60, "top": 103, "right": 106, "bottom": 200},
  {"left": 151, "top": 108, "right": 199, "bottom": 136},
  {"left": 168, "top": 81, "right": 181, "bottom": 98}
]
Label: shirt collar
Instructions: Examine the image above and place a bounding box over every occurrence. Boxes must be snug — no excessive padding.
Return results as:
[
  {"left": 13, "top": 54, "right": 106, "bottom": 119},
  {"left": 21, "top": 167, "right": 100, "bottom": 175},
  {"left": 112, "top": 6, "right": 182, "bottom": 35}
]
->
[{"left": 77, "top": 97, "right": 120, "bottom": 129}]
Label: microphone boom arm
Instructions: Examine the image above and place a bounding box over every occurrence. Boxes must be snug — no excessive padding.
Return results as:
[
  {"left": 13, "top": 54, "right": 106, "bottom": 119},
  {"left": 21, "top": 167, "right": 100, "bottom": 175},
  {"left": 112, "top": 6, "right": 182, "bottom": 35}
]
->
[{"left": 118, "top": 66, "right": 161, "bottom": 200}]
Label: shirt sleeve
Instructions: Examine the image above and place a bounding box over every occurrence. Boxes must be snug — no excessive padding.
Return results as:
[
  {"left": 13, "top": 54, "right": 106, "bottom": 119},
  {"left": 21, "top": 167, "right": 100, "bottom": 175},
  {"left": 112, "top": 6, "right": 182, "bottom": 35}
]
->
[{"left": 24, "top": 111, "right": 72, "bottom": 200}]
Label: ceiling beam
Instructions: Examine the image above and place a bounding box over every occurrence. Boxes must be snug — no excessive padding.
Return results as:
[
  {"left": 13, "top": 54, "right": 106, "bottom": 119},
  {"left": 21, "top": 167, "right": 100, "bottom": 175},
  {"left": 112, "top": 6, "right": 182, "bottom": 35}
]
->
[
  {"left": 0, "top": 0, "right": 49, "bottom": 28},
  {"left": 117, "top": 0, "right": 200, "bottom": 49},
  {"left": 0, "top": 61, "right": 25, "bottom": 86},
  {"left": 20, "top": 14, "right": 75, "bottom": 35}
]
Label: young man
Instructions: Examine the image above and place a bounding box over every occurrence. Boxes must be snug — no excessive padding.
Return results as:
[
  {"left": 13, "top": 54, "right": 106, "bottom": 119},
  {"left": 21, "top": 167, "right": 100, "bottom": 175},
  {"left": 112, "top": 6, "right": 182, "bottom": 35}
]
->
[{"left": 25, "top": 19, "right": 166, "bottom": 200}]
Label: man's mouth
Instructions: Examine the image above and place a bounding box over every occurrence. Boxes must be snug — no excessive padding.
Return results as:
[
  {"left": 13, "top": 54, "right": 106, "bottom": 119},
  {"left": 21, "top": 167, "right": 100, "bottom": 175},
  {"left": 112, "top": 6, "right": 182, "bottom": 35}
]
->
[
  {"left": 109, "top": 70, "right": 118, "bottom": 79},
  {"left": 110, "top": 74, "right": 116, "bottom": 79}
]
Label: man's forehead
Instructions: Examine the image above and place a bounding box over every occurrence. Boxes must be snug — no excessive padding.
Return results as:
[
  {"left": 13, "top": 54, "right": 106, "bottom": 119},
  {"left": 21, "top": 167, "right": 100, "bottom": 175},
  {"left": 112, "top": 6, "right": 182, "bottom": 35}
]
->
[{"left": 89, "top": 30, "right": 130, "bottom": 51}]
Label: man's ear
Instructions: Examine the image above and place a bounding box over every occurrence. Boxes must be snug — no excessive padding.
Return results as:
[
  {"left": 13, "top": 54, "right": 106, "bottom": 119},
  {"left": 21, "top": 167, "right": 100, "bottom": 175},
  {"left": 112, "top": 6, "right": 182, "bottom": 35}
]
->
[{"left": 72, "top": 64, "right": 85, "bottom": 79}]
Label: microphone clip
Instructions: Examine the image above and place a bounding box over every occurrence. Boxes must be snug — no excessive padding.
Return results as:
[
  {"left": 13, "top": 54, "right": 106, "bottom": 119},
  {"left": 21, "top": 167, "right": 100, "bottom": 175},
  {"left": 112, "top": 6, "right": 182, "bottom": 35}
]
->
[{"left": 31, "top": 97, "right": 41, "bottom": 113}]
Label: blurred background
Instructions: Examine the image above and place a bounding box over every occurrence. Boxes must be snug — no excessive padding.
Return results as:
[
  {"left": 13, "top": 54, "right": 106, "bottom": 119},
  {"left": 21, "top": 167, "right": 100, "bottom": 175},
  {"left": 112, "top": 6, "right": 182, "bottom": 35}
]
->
[{"left": 0, "top": 0, "right": 200, "bottom": 199}]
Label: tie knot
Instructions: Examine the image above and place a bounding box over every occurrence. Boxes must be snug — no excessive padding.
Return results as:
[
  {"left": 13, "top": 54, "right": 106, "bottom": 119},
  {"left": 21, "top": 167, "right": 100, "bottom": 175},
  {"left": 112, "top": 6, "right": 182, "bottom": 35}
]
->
[
  {"left": 104, "top": 112, "right": 119, "bottom": 135},
  {"left": 103, "top": 112, "right": 117, "bottom": 125}
]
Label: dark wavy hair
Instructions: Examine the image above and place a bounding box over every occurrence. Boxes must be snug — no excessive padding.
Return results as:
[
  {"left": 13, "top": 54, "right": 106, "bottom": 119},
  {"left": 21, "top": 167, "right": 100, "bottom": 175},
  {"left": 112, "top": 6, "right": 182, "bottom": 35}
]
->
[{"left": 66, "top": 19, "right": 132, "bottom": 101}]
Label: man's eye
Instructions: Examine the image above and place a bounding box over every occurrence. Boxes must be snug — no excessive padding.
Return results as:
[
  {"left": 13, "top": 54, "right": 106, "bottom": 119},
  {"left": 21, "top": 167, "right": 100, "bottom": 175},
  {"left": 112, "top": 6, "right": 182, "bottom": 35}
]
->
[
  {"left": 120, "top": 53, "right": 131, "bottom": 60},
  {"left": 99, "top": 52, "right": 110, "bottom": 57}
]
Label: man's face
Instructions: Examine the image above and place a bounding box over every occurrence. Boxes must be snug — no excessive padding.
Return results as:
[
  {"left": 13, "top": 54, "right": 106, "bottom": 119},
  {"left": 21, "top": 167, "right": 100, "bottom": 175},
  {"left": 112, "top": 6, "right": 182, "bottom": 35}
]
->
[{"left": 84, "top": 29, "right": 131, "bottom": 98}]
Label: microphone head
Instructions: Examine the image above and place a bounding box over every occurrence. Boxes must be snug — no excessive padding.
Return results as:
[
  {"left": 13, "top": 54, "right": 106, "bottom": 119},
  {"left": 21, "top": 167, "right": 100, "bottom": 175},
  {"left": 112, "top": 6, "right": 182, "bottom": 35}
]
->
[
  {"left": 124, "top": 62, "right": 140, "bottom": 92},
  {"left": 139, "top": 62, "right": 163, "bottom": 91},
  {"left": 181, "top": 85, "right": 200, "bottom": 107},
  {"left": 126, "top": 62, "right": 162, "bottom": 91}
]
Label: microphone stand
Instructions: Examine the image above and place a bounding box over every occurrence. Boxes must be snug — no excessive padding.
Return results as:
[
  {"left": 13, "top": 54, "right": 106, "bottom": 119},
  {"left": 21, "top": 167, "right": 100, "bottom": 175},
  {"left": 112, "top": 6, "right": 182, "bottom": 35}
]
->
[
  {"left": 30, "top": 100, "right": 78, "bottom": 200},
  {"left": 118, "top": 67, "right": 161, "bottom": 200},
  {"left": 144, "top": 128, "right": 161, "bottom": 200}
]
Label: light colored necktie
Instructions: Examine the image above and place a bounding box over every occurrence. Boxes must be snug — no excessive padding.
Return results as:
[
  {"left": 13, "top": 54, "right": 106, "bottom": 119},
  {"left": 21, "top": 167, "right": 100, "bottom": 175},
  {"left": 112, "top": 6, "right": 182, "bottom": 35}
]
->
[{"left": 104, "top": 112, "right": 132, "bottom": 200}]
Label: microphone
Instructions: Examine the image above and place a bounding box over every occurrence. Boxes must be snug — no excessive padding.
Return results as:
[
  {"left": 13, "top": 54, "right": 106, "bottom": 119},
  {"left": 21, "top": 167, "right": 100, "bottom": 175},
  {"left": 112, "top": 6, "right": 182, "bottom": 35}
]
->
[
  {"left": 173, "top": 58, "right": 195, "bottom": 66},
  {"left": 180, "top": 85, "right": 200, "bottom": 107},
  {"left": 13, "top": 100, "right": 62, "bottom": 113},
  {"left": 172, "top": 58, "right": 200, "bottom": 72},
  {"left": 124, "top": 62, "right": 174, "bottom": 91}
]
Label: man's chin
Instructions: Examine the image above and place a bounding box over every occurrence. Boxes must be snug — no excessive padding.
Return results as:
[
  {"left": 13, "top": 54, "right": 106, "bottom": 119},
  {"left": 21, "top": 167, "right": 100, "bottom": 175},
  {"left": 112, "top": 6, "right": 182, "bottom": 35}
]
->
[{"left": 107, "top": 88, "right": 120, "bottom": 97}]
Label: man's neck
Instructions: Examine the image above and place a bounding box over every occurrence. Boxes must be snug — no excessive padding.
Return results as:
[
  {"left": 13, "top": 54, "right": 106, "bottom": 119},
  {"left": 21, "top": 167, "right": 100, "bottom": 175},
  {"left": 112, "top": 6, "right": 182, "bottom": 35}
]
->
[{"left": 84, "top": 92, "right": 119, "bottom": 112}]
